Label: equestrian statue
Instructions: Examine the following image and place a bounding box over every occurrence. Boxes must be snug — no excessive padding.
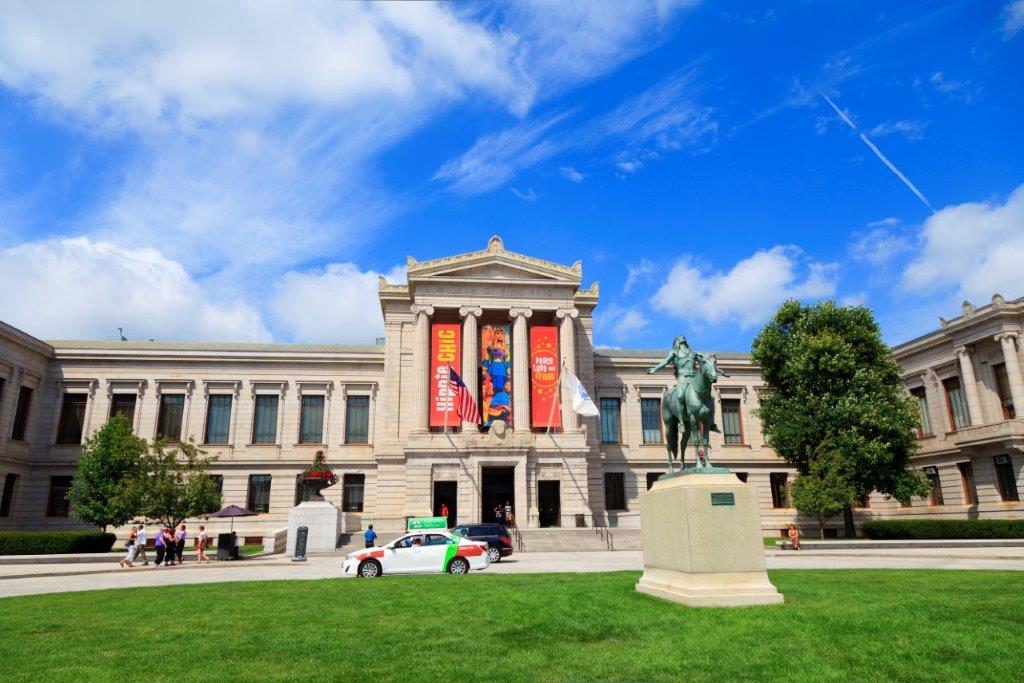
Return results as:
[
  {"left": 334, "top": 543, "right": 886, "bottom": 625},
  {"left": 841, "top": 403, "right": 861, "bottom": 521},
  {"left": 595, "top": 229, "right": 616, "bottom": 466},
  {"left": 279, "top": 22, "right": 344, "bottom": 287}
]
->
[{"left": 647, "top": 335, "right": 729, "bottom": 471}]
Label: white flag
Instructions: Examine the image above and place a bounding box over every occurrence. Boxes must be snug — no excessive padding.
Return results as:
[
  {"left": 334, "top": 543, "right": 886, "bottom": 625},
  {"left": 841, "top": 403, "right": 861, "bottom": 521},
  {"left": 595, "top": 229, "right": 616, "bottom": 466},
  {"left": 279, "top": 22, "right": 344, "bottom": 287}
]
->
[{"left": 563, "top": 370, "right": 600, "bottom": 417}]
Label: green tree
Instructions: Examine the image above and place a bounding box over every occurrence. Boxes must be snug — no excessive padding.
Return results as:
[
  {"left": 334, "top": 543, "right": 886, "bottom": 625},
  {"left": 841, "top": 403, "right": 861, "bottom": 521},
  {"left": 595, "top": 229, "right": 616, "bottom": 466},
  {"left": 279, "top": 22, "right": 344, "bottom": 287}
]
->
[
  {"left": 127, "top": 439, "right": 222, "bottom": 530},
  {"left": 751, "top": 300, "right": 929, "bottom": 536},
  {"left": 788, "top": 454, "right": 856, "bottom": 539},
  {"left": 67, "top": 413, "right": 147, "bottom": 531}
]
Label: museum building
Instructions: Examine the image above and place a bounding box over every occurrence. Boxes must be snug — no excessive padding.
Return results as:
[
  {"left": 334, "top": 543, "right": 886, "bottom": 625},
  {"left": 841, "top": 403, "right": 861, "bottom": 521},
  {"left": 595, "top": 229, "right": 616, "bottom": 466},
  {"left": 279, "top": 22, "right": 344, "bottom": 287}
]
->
[{"left": 0, "top": 237, "right": 1021, "bottom": 542}]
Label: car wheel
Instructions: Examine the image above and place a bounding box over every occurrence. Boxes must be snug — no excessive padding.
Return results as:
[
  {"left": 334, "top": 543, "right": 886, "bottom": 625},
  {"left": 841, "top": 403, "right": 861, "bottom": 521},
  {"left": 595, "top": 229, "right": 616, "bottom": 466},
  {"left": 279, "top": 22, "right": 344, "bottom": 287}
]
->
[
  {"left": 487, "top": 546, "right": 501, "bottom": 563},
  {"left": 358, "top": 559, "right": 382, "bottom": 578},
  {"left": 447, "top": 557, "right": 470, "bottom": 575}
]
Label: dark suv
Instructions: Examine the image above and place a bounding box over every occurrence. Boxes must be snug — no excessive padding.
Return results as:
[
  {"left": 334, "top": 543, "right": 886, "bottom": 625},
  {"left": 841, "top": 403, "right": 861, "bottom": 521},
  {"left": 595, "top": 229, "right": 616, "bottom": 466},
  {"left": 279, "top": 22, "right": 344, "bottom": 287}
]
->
[{"left": 451, "top": 523, "right": 514, "bottom": 563}]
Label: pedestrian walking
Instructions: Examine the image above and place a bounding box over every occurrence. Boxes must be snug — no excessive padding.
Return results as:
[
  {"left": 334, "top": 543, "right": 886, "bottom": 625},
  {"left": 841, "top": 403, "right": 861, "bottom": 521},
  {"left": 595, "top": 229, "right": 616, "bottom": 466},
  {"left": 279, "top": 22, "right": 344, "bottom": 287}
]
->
[
  {"left": 788, "top": 523, "right": 801, "bottom": 550},
  {"left": 504, "top": 501, "right": 513, "bottom": 528},
  {"left": 135, "top": 524, "right": 149, "bottom": 566},
  {"left": 494, "top": 505, "right": 503, "bottom": 524},
  {"left": 175, "top": 524, "right": 187, "bottom": 564},
  {"left": 364, "top": 524, "right": 378, "bottom": 548},
  {"left": 196, "top": 525, "right": 210, "bottom": 564},
  {"left": 162, "top": 528, "right": 177, "bottom": 566},
  {"left": 154, "top": 527, "right": 167, "bottom": 566},
  {"left": 118, "top": 526, "right": 138, "bottom": 568},
  {"left": 440, "top": 503, "right": 449, "bottom": 521}
]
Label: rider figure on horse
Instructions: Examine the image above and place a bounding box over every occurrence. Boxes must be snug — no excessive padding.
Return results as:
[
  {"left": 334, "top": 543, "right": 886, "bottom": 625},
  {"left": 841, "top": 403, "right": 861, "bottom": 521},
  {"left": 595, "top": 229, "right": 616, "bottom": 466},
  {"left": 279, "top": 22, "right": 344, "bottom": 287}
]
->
[{"left": 647, "top": 335, "right": 720, "bottom": 434}]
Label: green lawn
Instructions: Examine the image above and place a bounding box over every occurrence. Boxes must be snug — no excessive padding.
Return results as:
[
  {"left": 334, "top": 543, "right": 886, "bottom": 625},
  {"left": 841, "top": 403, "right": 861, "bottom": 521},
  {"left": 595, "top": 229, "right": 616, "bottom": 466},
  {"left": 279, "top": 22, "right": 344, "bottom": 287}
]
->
[{"left": 0, "top": 570, "right": 1020, "bottom": 681}]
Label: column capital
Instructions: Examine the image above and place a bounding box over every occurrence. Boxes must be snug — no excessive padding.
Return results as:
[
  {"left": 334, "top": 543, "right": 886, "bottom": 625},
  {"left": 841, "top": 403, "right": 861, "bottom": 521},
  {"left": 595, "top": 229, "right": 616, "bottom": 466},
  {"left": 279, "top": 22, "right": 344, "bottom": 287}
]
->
[
  {"left": 556, "top": 307, "right": 579, "bottom": 320},
  {"left": 509, "top": 306, "right": 533, "bottom": 319},
  {"left": 954, "top": 345, "right": 970, "bottom": 357},
  {"left": 410, "top": 304, "right": 435, "bottom": 317},
  {"left": 459, "top": 306, "right": 483, "bottom": 318},
  {"left": 995, "top": 331, "right": 1020, "bottom": 344}
]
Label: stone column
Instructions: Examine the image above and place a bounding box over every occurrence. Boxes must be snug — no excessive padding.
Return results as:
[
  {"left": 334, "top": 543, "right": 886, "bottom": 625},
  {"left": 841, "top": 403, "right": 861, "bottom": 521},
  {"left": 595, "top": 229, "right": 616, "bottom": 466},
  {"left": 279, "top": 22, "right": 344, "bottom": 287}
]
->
[
  {"left": 955, "top": 346, "right": 983, "bottom": 425},
  {"left": 996, "top": 332, "right": 1024, "bottom": 417},
  {"left": 411, "top": 304, "right": 435, "bottom": 431},
  {"left": 557, "top": 308, "right": 579, "bottom": 430},
  {"left": 459, "top": 307, "right": 482, "bottom": 406},
  {"left": 510, "top": 307, "right": 533, "bottom": 430}
]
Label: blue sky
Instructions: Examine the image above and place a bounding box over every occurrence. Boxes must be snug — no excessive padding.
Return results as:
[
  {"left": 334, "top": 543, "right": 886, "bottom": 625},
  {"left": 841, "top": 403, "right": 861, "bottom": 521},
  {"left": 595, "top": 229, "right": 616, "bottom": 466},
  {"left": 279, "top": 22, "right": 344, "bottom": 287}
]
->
[{"left": 0, "top": 1, "right": 1022, "bottom": 351}]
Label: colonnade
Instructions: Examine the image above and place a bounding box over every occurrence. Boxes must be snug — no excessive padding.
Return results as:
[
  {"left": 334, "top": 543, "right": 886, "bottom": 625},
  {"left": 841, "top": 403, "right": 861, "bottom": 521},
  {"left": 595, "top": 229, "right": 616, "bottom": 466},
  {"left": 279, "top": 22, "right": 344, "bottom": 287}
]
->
[{"left": 410, "top": 303, "right": 579, "bottom": 432}]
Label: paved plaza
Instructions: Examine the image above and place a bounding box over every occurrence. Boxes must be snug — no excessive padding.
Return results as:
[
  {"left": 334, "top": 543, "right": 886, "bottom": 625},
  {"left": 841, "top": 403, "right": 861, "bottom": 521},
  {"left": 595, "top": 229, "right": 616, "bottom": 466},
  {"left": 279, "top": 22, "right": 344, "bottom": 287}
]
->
[{"left": 1, "top": 546, "right": 1022, "bottom": 599}]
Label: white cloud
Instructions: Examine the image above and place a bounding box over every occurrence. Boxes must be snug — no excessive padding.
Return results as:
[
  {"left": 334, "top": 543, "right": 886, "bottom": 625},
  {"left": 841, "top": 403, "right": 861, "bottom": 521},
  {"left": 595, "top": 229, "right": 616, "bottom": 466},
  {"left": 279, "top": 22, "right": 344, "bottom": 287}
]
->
[
  {"left": 849, "top": 219, "right": 913, "bottom": 266},
  {"left": 266, "top": 262, "right": 406, "bottom": 344},
  {"left": 902, "top": 184, "right": 1024, "bottom": 301},
  {"left": 595, "top": 304, "right": 650, "bottom": 341},
  {"left": 433, "top": 110, "right": 576, "bottom": 195},
  {"left": 624, "top": 259, "right": 658, "bottom": 293},
  {"left": 510, "top": 187, "right": 538, "bottom": 202},
  {"left": 500, "top": 0, "right": 700, "bottom": 95},
  {"left": 651, "top": 247, "right": 838, "bottom": 328},
  {"left": 1003, "top": 1, "right": 1024, "bottom": 39},
  {"left": 867, "top": 120, "right": 927, "bottom": 142},
  {"left": 617, "top": 160, "right": 643, "bottom": 174},
  {"left": 559, "top": 166, "right": 584, "bottom": 183},
  {"left": 840, "top": 292, "right": 869, "bottom": 307},
  {"left": 0, "top": 237, "right": 269, "bottom": 341},
  {"left": 927, "top": 71, "right": 978, "bottom": 104},
  {"left": 0, "top": 1, "right": 532, "bottom": 129}
]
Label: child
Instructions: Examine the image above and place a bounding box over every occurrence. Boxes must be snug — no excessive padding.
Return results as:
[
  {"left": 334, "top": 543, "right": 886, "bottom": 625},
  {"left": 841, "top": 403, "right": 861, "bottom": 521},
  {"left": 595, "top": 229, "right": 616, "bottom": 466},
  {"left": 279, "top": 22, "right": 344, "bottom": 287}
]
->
[{"left": 787, "top": 523, "right": 801, "bottom": 550}]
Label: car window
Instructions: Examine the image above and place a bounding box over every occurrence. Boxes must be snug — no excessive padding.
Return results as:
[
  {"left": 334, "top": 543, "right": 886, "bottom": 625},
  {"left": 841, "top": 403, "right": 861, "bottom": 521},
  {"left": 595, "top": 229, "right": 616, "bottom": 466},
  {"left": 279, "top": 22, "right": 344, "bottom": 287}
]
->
[
  {"left": 425, "top": 534, "right": 450, "bottom": 546},
  {"left": 392, "top": 534, "right": 423, "bottom": 549},
  {"left": 469, "top": 526, "right": 487, "bottom": 536},
  {"left": 451, "top": 527, "right": 467, "bottom": 537}
]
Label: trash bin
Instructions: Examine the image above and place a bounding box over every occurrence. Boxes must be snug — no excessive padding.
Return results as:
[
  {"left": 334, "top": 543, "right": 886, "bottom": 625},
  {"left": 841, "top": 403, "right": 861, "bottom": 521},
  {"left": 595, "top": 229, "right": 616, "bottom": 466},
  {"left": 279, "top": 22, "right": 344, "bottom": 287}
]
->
[
  {"left": 575, "top": 513, "right": 586, "bottom": 528},
  {"left": 216, "top": 532, "right": 235, "bottom": 560}
]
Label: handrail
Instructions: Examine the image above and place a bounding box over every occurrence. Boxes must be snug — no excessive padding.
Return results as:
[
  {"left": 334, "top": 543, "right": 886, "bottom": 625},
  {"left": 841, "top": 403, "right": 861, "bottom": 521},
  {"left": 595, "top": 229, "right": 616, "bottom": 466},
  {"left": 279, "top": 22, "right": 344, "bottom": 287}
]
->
[
  {"left": 594, "top": 525, "right": 614, "bottom": 550},
  {"left": 512, "top": 525, "right": 525, "bottom": 552}
]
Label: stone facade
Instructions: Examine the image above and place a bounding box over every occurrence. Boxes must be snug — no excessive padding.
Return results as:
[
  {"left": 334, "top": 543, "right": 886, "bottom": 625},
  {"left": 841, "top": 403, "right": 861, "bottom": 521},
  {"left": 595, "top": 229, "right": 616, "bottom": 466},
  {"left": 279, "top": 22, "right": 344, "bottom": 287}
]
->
[{"left": 0, "top": 238, "right": 1021, "bottom": 540}]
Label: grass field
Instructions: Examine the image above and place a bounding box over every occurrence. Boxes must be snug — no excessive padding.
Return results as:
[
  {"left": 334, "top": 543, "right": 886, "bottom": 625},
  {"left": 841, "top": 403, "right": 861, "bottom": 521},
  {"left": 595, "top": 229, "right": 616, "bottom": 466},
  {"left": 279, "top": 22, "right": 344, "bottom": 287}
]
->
[{"left": 0, "top": 570, "right": 1020, "bottom": 681}]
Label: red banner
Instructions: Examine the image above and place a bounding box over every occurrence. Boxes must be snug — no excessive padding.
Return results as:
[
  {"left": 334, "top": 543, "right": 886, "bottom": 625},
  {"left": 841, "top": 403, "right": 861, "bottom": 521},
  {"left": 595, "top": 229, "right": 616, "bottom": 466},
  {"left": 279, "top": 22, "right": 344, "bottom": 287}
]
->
[
  {"left": 530, "top": 326, "right": 561, "bottom": 428},
  {"left": 429, "top": 323, "right": 461, "bottom": 427}
]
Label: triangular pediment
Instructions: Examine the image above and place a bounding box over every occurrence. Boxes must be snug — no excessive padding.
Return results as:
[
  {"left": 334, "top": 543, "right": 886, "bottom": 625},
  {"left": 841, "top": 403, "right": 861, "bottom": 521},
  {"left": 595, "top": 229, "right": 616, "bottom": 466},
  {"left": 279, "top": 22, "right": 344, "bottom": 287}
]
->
[{"left": 406, "top": 236, "right": 582, "bottom": 285}]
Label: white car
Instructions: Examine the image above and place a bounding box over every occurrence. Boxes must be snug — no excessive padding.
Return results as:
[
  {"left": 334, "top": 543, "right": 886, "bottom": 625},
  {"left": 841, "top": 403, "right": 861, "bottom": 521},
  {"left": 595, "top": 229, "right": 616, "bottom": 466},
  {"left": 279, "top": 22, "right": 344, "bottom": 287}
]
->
[{"left": 342, "top": 530, "right": 490, "bottom": 578}]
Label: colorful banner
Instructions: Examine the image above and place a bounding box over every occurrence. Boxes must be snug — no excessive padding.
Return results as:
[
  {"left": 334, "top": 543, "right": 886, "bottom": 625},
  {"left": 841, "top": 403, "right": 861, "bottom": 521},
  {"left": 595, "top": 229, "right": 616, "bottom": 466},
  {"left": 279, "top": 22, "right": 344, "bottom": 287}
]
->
[
  {"left": 429, "top": 323, "right": 461, "bottom": 427},
  {"left": 530, "top": 326, "right": 561, "bottom": 429},
  {"left": 480, "top": 324, "right": 512, "bottom": 427}
]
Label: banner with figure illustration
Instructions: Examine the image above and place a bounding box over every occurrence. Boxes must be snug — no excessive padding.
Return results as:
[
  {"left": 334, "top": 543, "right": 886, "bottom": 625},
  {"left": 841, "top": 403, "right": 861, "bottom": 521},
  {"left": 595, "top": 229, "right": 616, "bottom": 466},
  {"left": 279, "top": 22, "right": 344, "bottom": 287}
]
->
[
  {"left": 530, "top": 326, "right": 561, "bottom": 429},
  {"left": 429, "top": 323, "right": 461, "bottom": 428},
  {"left": 480, "top": 323, "right": 512, "bottom": 427}
]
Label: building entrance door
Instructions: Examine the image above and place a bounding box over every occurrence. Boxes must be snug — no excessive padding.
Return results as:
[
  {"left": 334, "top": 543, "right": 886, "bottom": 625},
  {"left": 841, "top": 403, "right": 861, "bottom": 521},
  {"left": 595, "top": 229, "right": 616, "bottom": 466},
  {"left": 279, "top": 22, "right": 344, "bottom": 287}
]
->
[
  {"left": 433, "top": 481, "right": 457, "bottom": 527},
  {"left": 538, "top": 480, "right": 560, "bottom": 527},
  {"left": 481, "top": 467, "right": 515, "bottom": 524}
]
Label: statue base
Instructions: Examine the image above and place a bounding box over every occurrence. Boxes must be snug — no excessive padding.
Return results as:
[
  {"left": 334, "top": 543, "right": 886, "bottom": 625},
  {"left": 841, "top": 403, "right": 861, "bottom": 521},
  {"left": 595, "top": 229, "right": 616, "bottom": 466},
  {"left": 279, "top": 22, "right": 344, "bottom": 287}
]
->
[{"left": 636, "top": 473, "right": 783, "bottom": 607}]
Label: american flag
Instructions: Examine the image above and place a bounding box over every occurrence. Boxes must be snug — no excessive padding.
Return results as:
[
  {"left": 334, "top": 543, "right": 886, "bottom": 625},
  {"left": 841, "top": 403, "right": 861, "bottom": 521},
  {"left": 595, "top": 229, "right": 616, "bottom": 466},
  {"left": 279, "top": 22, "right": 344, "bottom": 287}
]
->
[{"left": 448, "top": 365, "right": 481, "bottom": 424}]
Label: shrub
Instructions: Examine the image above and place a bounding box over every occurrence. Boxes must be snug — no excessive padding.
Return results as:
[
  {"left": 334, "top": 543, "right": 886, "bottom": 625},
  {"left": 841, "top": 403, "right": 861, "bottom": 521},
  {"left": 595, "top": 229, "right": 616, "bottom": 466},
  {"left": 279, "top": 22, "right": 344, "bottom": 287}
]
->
[
  {"left": 0, "top": 531, "right": 116, "bottom": 555},
  {"left": 862, "top": 519, "right": 1024, "bottom": 540}
]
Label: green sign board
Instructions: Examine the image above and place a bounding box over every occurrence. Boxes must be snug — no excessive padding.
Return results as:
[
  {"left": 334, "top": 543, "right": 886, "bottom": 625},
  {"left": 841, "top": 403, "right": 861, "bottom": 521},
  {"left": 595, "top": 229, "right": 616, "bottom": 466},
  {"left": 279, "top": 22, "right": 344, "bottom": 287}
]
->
[
  {"left": 710, "top": 492, "right": 735, "bottom": 506},
  {"left": 407, "top": 516, "right": 448, "bottom": 530}
]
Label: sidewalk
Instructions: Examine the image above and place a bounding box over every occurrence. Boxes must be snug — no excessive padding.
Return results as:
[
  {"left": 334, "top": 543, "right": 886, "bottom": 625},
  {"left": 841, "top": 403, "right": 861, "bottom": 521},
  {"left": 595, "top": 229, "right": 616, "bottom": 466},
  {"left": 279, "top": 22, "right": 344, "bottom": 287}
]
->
[{"left": 1, "top": 545, "right": 1022, "bottom": 599}]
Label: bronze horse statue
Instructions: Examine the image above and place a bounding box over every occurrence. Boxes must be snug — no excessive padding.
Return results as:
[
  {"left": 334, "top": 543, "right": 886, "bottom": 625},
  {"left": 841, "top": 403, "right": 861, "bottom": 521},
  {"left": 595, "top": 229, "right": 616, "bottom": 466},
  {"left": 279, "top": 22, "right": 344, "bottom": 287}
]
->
[{"left": 660, "top": 352, "right": 726, "bottom": 471}]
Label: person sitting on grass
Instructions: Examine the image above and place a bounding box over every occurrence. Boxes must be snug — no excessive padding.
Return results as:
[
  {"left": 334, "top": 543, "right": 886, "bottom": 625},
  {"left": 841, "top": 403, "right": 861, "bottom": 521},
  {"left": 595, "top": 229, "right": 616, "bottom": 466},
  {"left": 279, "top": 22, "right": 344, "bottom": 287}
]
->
[{"left": 788, "top": 523, "right": 801, "bottom": 550}]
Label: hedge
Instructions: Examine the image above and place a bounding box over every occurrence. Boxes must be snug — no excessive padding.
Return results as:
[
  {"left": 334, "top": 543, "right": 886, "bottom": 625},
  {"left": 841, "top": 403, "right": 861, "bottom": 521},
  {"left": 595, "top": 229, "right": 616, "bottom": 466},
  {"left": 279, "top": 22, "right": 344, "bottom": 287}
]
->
[
  {"left": 0, "top": 531, "right": 116, "bottom": 555},
  {"left": 862, "top": 519, "right": 1024, "bottom": 540}
]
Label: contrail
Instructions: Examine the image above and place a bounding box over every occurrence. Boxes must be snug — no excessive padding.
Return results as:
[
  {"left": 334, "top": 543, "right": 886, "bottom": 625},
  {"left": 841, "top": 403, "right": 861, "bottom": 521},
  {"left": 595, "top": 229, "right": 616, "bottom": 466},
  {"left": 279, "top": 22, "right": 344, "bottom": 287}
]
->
[{"left": 820, "top": 92, "right": 934, "bottom": 212}]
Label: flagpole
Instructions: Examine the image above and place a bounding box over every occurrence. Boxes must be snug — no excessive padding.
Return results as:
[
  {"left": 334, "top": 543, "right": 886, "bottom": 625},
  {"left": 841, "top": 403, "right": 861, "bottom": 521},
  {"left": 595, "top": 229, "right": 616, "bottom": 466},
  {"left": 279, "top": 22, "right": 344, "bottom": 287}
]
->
[
  {"left": 444, "top": 364, "right": 452, "bottom": 435},
  {"left": 546, "top": 359, "right": 565, "bottom": 437}
]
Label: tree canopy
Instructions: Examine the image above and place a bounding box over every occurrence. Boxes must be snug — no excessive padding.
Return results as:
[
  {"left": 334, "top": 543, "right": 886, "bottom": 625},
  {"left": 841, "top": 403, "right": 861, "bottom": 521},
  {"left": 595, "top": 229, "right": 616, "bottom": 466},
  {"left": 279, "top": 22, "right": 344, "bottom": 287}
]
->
[
  {"left": 67, "top": 413, "right": 147, "bottom": 531},
  {"left": 751, "top": 300, "right": 929, "bottom": 513},
  {"left": 125, "top": 439, "right": 222, "bottom": 530}
]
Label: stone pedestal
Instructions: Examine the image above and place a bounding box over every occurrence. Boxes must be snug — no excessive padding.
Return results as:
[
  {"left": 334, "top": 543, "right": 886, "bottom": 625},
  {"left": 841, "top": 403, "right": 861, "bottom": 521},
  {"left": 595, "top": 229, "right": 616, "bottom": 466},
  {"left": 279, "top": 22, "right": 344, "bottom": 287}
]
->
[
  {"left": 636, "top": 472, "right": 783, "bottom": 607},
  {"left": 286, "top": 501, "right": 341, "bottom": 555}
]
